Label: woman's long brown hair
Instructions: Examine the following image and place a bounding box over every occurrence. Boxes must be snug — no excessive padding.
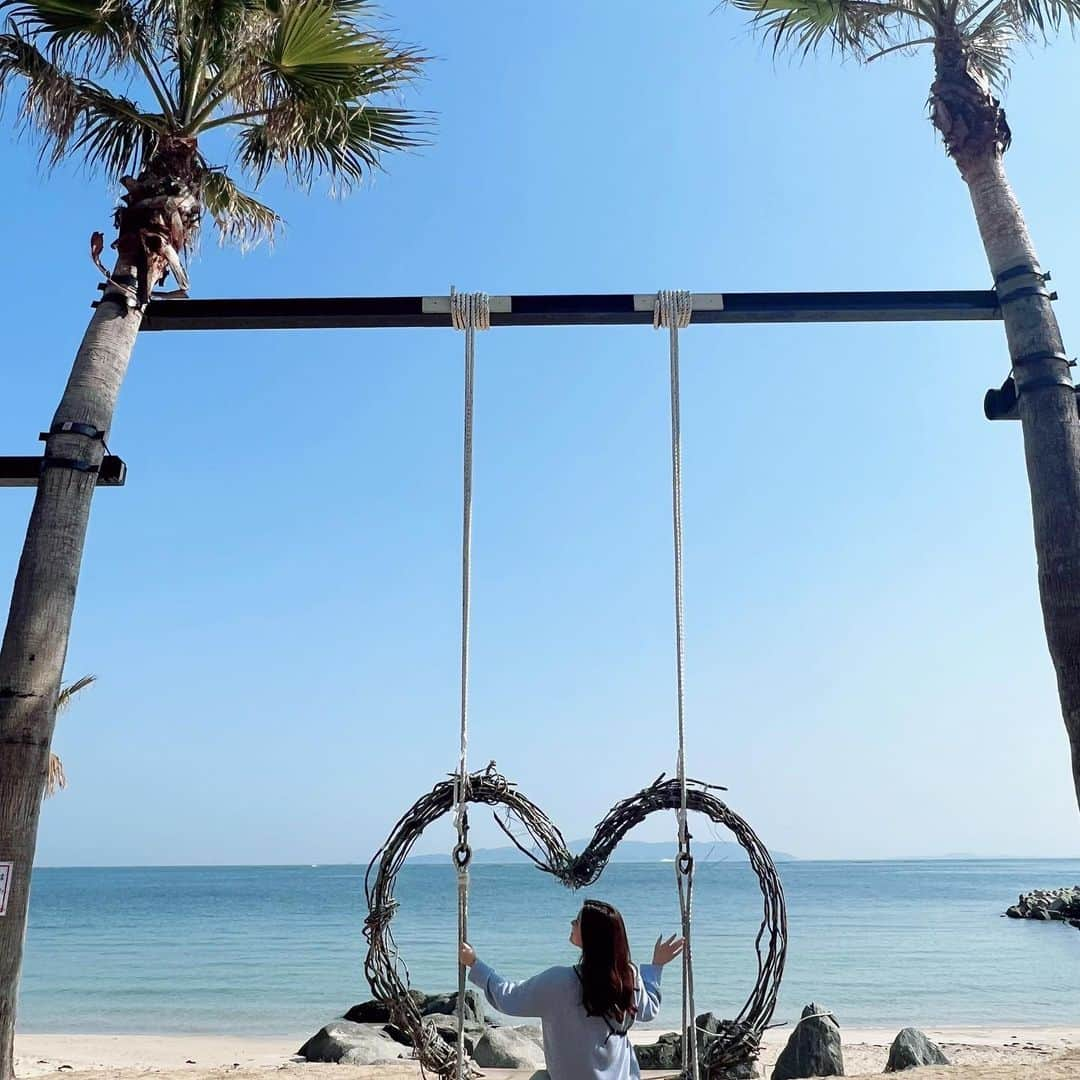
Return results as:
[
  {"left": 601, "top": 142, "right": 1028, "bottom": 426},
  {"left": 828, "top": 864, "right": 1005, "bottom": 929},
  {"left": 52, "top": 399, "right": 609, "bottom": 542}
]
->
[{"left": 578, "top": 900, "right": 637, "bottom": 1023}]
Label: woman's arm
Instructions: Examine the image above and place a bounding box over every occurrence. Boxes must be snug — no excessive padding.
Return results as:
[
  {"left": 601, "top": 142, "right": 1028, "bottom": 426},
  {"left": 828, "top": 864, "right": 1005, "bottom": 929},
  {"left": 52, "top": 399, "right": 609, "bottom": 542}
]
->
[
  {"left": 635, "top": 964, "right": 663, "bottom": 1022},
  {"left": 468, "top": 958, "right": 562, "bottom": 1018},
  {"left": 635, "top": 933, "right": 683, "bottom": 1023}
]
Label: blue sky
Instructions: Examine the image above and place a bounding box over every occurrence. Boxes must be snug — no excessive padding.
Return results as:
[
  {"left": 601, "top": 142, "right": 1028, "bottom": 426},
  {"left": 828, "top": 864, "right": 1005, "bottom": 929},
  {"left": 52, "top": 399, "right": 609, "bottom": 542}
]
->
[{"left": 3, "top": 2, "right": 1079, "bottom": 865}]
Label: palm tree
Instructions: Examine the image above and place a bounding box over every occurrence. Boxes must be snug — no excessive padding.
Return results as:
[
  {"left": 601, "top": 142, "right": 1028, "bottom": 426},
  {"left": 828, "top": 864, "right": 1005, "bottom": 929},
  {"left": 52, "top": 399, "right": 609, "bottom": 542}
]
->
[
  {"left": 0, "top": 3, "right": 425, "bottom": 1074},
  {"left": 44, "top": 674, "right": 96, "bottom": 798},
  {"left": 725, "top": 0, "right": 1080, "bottom": 814}
]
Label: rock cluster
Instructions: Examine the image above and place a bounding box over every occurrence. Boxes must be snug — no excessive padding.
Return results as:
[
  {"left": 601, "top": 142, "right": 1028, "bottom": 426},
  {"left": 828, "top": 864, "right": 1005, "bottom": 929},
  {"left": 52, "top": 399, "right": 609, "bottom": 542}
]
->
[
  {"left": 298, "top": 989, "right": 546, "bottom": 1067},
  {"left": 1005, "top": 886, "right": 1080, "bottom": 927},
  {"left": 303, "top": 994, "right": 952, "bottom": 1075},
  {"left": 634, "top": 1004, "right": 951, "bottom": 1079}
]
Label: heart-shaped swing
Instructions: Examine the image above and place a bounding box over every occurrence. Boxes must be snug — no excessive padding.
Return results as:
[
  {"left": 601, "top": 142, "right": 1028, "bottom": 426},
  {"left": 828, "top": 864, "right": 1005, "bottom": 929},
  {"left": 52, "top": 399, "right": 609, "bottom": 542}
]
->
[{"left": 363, "top": 292, "right": 788, "bottom": 1080}]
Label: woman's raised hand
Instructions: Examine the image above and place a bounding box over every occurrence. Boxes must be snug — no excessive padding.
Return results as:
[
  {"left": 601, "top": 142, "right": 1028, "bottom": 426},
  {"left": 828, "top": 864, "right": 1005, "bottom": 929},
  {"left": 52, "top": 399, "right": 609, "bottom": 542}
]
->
[
  {"left": 652, "top": 934, "right": 685, "bottom": 966},
  {"left": 459, "top": 941, "right": 477, "bottom": 968}
]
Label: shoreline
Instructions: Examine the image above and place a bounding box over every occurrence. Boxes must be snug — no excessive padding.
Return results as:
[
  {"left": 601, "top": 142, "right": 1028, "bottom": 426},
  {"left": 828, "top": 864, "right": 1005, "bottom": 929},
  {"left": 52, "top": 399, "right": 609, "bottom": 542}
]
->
[{"left": 13, "top": 1027, "right": 1080, "bottom": 1079}]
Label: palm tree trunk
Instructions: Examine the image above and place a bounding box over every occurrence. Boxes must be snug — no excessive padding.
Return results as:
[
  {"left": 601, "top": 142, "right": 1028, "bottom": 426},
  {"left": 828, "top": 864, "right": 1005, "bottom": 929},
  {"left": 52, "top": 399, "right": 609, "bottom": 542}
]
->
[
  {"left": 930, "top": 36, "right": 1080, "bottom": 814},
  {"left": 960, "top": 152, "right": 1080, "bottom": 812},
  {"left": 0, "top": 139, "right": 197, "bottom": 1080},
  {"left": 0, "top": 293, "right": 143, "bottom": 1080}
]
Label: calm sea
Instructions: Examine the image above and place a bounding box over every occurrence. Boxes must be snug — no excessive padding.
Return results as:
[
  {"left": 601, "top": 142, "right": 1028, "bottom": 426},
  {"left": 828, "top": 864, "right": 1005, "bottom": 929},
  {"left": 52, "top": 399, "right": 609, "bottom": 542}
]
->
[{"left": 18, "top": 860, "right": 1080, "bottom": 1037}]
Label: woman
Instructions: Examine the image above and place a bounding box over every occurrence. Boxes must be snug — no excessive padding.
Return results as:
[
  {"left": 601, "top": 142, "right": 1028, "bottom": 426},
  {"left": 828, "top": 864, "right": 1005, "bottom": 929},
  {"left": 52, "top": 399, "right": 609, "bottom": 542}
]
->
[{"left": 460, "top": 899, "right": 684, "bottom": 1080}]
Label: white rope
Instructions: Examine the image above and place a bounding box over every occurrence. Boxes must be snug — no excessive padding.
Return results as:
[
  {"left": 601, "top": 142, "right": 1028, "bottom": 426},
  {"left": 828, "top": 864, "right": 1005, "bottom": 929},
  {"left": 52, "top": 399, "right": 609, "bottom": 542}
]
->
[
  {"left": 654, "top": 289, "right": 698, "bottom": 1080},
  {"left": 450, "top": 289, "right": 490, "bottom": 1080}
]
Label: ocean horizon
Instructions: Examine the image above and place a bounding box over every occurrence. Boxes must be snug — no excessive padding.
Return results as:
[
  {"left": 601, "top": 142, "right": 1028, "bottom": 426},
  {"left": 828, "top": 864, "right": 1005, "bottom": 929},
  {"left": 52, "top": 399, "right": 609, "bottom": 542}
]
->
[{"left": 19, "top": 859, "right": 1080, "bottom": 1038}]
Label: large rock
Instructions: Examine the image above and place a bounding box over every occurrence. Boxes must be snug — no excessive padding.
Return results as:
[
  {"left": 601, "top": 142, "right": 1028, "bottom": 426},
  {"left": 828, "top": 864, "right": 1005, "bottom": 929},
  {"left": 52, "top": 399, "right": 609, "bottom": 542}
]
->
[
  {"left": 472, "top": 1026, "right": 546, "bottom": 1069},
  {"left": 771, "top": 1003, "right": 844, "bottom": 1080},
  {"left": 422, "top": 990, "right": 486, "bottom": 1024},
  {"left": 298, "top": 1020, "right": 399, "bottom": 1063},
  {"left": 884, "top": 1028, "right": 949, "bottom": 1072},
  {"left": 634, "top": 1033, "right": 682, "bottom": 1070},
  {"left": 344, "top": 990, "right": 427, "bottom": 1024}
]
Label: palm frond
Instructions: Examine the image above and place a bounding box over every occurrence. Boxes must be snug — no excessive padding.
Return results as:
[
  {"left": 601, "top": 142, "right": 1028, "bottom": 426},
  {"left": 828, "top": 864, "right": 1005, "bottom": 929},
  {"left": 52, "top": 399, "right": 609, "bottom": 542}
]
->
[
  {"left": 201, "top": 167, "right": 281, "bottom": 246},
  {"left": 0, "top": 0, "right": 140, "bottom": 73},
  {"left": 46, "top": 671, "right": 93, "bottom": 800},
  {"left": 0, "top": 28, "right": 161, "bottom": 172},
  {"left": 0, "top": 27, "right": 82, "bottom": 149},
  {"left": 56, "top": 672, "right": 95, "bottom": 713},
  {"left": 236, "top": 100, "right": 423, "bottom": 189},
  {"left": 1005, "top": 0, "right": 1080, "bottom": 33},
  {"left": 45, "top": 752, "right": 66, "bottom": 797},
  {"left": 730, "top": 0, "right": 911, "bottom": 57},
  {"left": 964, "top": 4, "right": 1017, "bottom": 88},
  {"left": 258, "top": 1, "right": 422, "bottom": 105},
  {"left": 72, "top": 83, "right": 161, "bottom": 173}
]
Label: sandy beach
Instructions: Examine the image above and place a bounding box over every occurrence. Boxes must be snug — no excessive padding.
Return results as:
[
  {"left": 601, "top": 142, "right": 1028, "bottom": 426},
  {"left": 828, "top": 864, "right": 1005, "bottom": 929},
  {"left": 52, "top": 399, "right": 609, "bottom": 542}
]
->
[{"left": 14, "top": 1028, "right": 1080, "bottom": 1080}]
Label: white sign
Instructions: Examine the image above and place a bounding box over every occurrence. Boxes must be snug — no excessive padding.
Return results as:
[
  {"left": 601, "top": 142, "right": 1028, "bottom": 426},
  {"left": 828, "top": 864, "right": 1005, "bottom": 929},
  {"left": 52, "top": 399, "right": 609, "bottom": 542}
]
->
[{"left": 0, "top": 862, "right": 12, "bottom": 916}]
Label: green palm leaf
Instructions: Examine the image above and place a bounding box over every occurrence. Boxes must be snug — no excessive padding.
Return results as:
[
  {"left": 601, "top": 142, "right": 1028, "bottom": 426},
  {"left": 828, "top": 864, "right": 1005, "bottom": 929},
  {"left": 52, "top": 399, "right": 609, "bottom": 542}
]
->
[
  {"left": 1, "top": 0, "right": 139, "bottom": 72},
  {"left": 46, "top": 672, "right": 95, "bottom": 799},
  {"left": 730, "top": 0, "right": 1080, "bottom": 90},
  {"left": 71, "top": 84, "right": 161, "bottom": 173},
  {"left": 261, "top": 1, "right": 419, "bottom": 102},
  {"left": 237, "top": 100, "right": 422, "bottom": 188},
  {"left": 0, "top": 29, "right": 163, "bottom": 172},
  {"left": 731, "top": 0, "right": 905, "bottom": 56},
  {"left": 201, "top": 168, "right": 281, "bottom": 246}
]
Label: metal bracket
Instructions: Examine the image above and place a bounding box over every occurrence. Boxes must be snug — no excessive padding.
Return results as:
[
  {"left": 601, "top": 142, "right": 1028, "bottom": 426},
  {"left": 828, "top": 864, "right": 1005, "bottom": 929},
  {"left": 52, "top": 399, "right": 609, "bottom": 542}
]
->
[
  {"left": 40, "top": 456, "right": 100, "bottom": 475},
  {"left": 632, "top": 293, "right": 725, "bottom": 313},
  {"left": 998, "top": 285, "right": 1058, "bottom": 305},
  {"left": 1011, "top": 350, "right": 1073, "bottom": 368},
  {"left": 985, "top": 375, "right": 1080, "bottom": 420},
  {"left": 39, "top": 421, "right": 106, "bottom": 442},
  {"left": 95, "top": 275, "right": 137, "bottom": 291},
  {"left": 994, "top": 263, "right": 1056, "bottom": 305},
  {"left": 995, "top": 262, "right": 1049, "bottom": 286},
  {"left": 1016, "top": 372, "right": 1076, "bottom": 395},
  {"left": 421, "top": 295, "right": 513, "bottom": 315}
]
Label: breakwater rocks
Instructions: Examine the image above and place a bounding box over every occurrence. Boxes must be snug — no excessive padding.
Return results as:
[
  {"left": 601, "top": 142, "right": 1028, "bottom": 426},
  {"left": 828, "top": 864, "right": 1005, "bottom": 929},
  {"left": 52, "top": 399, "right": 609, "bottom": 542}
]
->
[{"left": 1005, "top": 886, "right": 1080, "bottom": 926}]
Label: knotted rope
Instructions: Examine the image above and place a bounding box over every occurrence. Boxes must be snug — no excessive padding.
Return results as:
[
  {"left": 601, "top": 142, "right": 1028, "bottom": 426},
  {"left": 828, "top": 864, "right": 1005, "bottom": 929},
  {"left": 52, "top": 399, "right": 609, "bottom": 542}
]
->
[
  {"left": 449, "top": 289, "right": 490, "bottom": 1080},
  {"left": 654, "top": 289, "right": 699, "bottom": 1080}
]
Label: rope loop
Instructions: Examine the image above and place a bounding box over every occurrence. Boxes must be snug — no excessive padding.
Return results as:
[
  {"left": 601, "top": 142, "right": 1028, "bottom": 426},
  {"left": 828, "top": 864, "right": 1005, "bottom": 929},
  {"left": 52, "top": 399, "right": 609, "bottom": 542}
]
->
[
  {"left": 450, "top": 289, "right": 492, "bottom": 332},
  {"left": 677, "top": 850, "right": 694, "bottom": 876},
  {"left": 653, "top": 289, "right": 693, "bottom": 331}
]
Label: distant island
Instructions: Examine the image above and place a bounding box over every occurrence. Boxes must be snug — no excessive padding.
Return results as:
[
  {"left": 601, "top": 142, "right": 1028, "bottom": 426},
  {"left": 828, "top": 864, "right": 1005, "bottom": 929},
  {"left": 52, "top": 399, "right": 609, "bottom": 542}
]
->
[{"left": 409, "top": 839, "right": 797, "bottom": 865}]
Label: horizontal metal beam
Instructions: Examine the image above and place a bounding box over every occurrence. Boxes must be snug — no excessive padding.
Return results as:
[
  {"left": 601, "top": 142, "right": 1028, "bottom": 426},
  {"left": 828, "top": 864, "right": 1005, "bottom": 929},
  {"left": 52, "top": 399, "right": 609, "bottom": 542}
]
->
[
  {"left": 140, "top": 290, "right": 1004, "bottom": 332},
  {"left": 0, "top": 456, "right": 127, "bottom": 488}
]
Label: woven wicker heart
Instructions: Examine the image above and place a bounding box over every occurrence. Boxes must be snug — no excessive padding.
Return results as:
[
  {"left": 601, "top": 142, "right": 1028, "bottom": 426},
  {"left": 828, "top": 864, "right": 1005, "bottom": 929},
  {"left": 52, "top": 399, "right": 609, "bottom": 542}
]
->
[{"left": 363, "top": 765, "right": 786, "bottom": 1079}]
